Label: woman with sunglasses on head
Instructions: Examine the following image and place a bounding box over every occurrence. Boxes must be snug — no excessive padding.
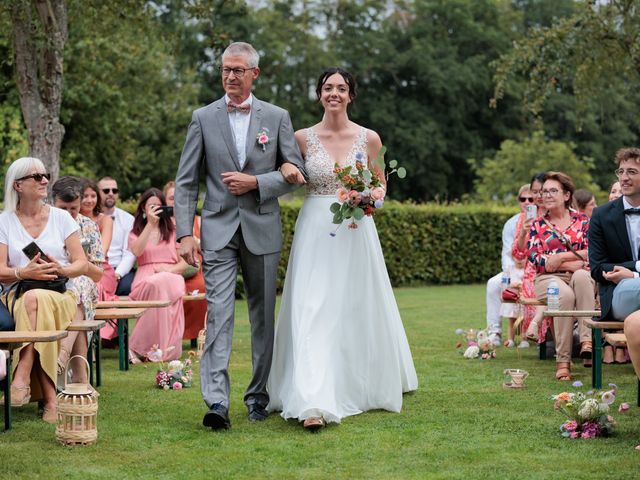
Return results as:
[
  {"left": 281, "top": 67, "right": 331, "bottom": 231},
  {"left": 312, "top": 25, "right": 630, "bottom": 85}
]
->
[
  {"left": 0, "top": 157, "right": 88, "bottom": 422},
  {"left": 527, "top": 171, "right": 595, "bottom": 381},
  {"left": 127, "top": 188, "right": 187, "bottom": 364}
]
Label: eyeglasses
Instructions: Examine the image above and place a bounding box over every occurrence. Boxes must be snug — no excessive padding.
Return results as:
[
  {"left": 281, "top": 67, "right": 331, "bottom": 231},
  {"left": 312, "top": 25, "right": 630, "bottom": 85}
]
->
[
  {"left": 101, "top": 188, "right": 119, "bottom": 194},
  {"left": 518, "top": 196, "right": 535, "bottom": 203},
  {"left": 541, "top": 188, "right": 562, "bottom": 197},
  {"left": 221, "top": 66, "right": 254, "bottom": 77},
  {"left": 615, "top": 168, "right": 640, "bottom": 178},
  {"left": 16, "top": 172, "right": 51, "bottom": 183}
]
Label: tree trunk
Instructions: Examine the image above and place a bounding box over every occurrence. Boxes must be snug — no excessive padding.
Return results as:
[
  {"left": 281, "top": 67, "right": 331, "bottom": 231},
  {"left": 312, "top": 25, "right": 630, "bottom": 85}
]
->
[{"left": 11, "top": 0, "right": 68, "bottom": 182}]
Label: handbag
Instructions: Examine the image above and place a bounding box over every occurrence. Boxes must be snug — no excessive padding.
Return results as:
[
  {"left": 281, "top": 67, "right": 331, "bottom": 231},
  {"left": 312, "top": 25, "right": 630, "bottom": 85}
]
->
[
  {"left": 0, "top": 286, "right": 14, "bottom": 331},
  {"left": 2, "top": 277, "right": 68, "bottom": 318},
  {"left": 501, "top": 287, "right": 520, "bottom": 302}
]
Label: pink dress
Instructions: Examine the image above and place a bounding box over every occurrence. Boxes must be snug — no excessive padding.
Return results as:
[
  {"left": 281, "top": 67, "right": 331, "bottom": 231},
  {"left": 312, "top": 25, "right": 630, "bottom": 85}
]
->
[{"left": 128, "top": 231, "right": 185, "bottom": 361}]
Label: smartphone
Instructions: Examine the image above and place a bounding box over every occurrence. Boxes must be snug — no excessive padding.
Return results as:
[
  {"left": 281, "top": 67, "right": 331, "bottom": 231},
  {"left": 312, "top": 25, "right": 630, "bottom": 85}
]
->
[
  {"left": 157, "top": 205, "right": 174, "bottom": 219},
  {"left": 22, "top": 241, "right": 51, "bottom": 262},
  {"left": 525, "top": 204, "right": 537, "bottom": 220}
]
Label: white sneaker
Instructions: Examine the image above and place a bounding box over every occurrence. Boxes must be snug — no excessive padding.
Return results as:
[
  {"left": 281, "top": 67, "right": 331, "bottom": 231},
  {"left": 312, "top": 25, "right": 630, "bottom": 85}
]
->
[
  {"left": 518, "top": 340, "right": 530, "bottom": 348},
  {"left": 489, "top": 333, "right": 502, "bottom": 346},
  {"left": 505, "top": 339, "right": 516, "bottom": 348}
]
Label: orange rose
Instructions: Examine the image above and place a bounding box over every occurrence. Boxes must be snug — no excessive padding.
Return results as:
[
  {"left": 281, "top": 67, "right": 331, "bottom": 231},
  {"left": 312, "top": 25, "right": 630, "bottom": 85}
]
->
[{"left": 336, "top": 188, "right": 349, "bottom": 202}]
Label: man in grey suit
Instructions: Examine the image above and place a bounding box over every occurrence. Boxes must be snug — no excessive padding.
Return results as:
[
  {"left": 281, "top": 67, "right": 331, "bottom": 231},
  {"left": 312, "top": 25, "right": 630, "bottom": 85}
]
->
[{"left": 175, "top": 42, "right": 305, "bottom": 430}]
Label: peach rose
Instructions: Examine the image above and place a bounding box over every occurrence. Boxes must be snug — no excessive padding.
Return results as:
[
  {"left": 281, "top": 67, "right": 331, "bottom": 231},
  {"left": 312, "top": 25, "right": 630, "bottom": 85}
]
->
[
  {"left": 336, "top": 188, "right": 349, "bottom": 202},
  {"left": 371, "top": 187, "right": 385, "bottom": 201}
]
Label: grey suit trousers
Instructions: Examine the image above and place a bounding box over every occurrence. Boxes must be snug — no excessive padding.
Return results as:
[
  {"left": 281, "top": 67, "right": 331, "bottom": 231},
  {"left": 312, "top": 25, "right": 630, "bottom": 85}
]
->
[{"left": 200, "top": 227, "right": 280, "bottom": 409}]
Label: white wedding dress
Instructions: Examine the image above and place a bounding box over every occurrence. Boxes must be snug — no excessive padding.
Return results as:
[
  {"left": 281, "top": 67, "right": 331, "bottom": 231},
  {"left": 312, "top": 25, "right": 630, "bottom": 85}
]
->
[{"left": 267, "top": 127, "right": 418, "bottom": 424}]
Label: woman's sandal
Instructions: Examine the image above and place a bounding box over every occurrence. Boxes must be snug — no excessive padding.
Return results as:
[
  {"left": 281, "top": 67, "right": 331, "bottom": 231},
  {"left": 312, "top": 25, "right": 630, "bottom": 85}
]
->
[
  {"left": 556, "top": 362, "right": 572, "bottom": 381},
  {"left": 57, "top": 347, "right": 71, "bottom": 376},
  {"left": 42, "top": 406, "right": 57, "bottom": 424},
  {"left": 0, "top": 384, "right": 31, "bottom": 407},
  {"left": 303, "top": 417, "right": 326, "bottom": 432},
  {"left": 128, "top": 349, "right": 142, "bottom": 365},
  {"left": 580, "top": 341, "right": 593, "bottom": 359}
]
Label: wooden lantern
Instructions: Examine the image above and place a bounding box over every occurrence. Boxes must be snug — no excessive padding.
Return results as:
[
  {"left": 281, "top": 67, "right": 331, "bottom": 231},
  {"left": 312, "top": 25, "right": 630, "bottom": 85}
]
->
[
  {"left": 197, "top": 312, "right": 208, "bottom": 359},
  {"left": 55, "top": 355, "right": 98, "bottom": 446}
]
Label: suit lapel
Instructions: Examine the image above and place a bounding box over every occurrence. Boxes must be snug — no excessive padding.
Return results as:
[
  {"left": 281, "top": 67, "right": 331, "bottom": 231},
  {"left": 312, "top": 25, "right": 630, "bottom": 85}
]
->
[
  {"left": 244, "top": 98, "right": 264, "bottom": 163},
  {"left": 214, "top": 101, "right": 242, "bottom": 170},
  {"left": 611, "top": 197, "right": 633, "bottom": 257}
]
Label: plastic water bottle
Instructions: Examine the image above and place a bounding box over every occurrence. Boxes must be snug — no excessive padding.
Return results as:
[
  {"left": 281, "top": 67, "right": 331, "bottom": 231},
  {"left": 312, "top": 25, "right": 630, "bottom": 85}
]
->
[
  {"left": 547, "top": 280, "right": 560, "bottom": 311},
  {"left": 501, "top": 271, "right": 510, "bottom": 292}
]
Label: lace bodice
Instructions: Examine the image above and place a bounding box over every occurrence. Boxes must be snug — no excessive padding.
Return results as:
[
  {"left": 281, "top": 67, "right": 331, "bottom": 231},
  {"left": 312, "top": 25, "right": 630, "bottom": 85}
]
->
[{"left": 304, "top": 127, "right": 368, "bottom": 195}]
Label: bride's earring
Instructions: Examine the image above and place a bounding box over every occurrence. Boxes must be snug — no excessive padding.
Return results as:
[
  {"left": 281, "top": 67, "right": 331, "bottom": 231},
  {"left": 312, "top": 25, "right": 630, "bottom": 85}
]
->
[{"left": 142, "top": 213, "right": 146, "bottom": 219}]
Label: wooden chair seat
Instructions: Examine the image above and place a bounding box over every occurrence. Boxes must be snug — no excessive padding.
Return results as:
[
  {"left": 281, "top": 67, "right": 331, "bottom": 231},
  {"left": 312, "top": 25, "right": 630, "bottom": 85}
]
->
[{"left": 604, "top": 333, "right": 627, "bottom": 347}]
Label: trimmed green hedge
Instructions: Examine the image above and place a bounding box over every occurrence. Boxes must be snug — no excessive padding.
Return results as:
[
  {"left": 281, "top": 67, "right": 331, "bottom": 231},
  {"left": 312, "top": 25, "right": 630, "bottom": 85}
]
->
[{"left": 120, "top": 200, "right": 517, "bottom": 289}]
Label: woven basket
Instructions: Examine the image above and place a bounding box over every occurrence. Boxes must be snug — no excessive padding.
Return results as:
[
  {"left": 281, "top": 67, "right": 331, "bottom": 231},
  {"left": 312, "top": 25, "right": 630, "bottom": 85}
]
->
[
  {"left": 55, "top": 355, "right": 98, "bottom": 446},
  {"left": 197, "top": 312, "right": 208, "bottom": 359}
]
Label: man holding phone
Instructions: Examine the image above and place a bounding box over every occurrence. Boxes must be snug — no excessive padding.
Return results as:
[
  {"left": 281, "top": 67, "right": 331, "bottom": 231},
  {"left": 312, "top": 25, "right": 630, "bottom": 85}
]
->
[{"left": 98, "top": 177, "right": 136, "bottom": 296}]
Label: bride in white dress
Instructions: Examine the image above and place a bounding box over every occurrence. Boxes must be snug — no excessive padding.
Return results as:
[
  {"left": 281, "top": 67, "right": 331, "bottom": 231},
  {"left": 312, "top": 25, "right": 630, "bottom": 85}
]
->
[{"left": 268, "top": 68, "right": 418, "bottom": 431}]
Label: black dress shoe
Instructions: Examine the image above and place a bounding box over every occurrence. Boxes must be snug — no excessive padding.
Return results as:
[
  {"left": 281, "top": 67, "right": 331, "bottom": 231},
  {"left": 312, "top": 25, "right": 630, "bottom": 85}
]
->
[
  {"left": 203, "top": 404, "right": 230, "bottom": 430},
  {"left": 247, "top": 404, "right": 268, "bottom": 422}
]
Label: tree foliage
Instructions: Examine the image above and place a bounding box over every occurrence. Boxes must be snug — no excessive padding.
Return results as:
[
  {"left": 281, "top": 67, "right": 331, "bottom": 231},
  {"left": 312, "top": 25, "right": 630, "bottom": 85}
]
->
[{"left": 472, "top": 130, "right": 599, "bottom": 200}]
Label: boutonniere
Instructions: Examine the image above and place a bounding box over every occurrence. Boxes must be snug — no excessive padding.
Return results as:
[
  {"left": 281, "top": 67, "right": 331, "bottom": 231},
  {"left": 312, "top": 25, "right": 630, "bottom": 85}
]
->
[{"left": 257, "top": 128, "right": 270, "bottom": 151}]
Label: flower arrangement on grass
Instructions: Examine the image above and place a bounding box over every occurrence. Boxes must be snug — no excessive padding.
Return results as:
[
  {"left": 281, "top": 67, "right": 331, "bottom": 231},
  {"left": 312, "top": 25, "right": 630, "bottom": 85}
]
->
[
  {"left": 153, "top": 349, "right": 196, "bottom": 390},
  {"left": 455, "top": 328, "right": 496, "bottom": 359},
  {"left": 552, "top": 382, "right": 629, "bottom": 439},
  {"left": 329, "top": 146, "right": 406, "bottom": 233}
]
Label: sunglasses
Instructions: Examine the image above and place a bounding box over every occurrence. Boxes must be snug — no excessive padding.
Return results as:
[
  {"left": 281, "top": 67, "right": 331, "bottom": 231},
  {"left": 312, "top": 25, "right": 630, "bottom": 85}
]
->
[
  {"left": 101, "top": 188, "right": 119, "bottom": 194},
  {"left": 16, "top": 172, "right": 51, "bottom": 183},
  {"left": 518, "top": 196, "right": 535, "bottom": 203}
]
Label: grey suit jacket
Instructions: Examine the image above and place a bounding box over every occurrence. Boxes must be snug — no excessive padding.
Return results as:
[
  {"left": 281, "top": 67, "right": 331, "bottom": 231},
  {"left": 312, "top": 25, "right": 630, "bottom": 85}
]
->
[{"left": 174, "top": 96, "right": 304, "bottom": 255}]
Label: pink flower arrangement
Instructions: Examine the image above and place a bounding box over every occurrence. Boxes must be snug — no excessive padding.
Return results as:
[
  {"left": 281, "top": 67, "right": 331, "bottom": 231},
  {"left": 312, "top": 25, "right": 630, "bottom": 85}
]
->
[
  {"left": 455, "top": 328, "right": 496, "bottom": 360},
  {"left": 330, "top": 148, "right": 405, "bottom": 234},
  {"left": 154, "top": 350, "right": 196, "bottom": 390},
  {"left": 553, "top": 383, "right": 627, "bottom": 439},
  {"left": 256, "top": 128, "right": 270, "bottom": 151}
]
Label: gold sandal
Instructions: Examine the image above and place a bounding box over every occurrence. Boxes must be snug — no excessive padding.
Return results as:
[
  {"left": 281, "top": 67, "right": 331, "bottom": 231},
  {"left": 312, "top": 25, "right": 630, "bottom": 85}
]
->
[
  {"left": 57, "top": 347, "right": 71, "bottom": 376},
  {"left": 0, "top": 384, "right": 31, "bottom": 407}
]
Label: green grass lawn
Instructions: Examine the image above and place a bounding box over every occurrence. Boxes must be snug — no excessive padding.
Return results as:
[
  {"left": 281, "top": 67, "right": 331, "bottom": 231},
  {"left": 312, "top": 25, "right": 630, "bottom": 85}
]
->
[{"left": 1, "top": 284, "right": 639, "bottom": 479}]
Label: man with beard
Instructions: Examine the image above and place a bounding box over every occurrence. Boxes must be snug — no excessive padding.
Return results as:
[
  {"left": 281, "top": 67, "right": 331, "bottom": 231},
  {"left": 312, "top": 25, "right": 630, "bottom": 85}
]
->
[{"left": 98, "top": 176, "right": 136, "bottom": 295}]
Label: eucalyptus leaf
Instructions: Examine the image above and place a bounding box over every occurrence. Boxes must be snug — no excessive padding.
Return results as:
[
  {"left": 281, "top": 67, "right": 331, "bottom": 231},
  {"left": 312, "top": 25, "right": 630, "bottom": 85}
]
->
[
  {"left": 363, "top": 170, "right": 372, "bottom": 182},
  {"left": 332, "top": 212, "right": 343, "bottom": 224},
  {"left": 353, "top": 207, "right": 365, "bottom": 220},
  {"left": 397, "top": 167, "right": 407, "bottom": 179},
  {"left": 388, "top": 159, "right": 398, "bottom": 168},
  {"left": 330, "top": 202, "right": 341, "bottom": 213}
]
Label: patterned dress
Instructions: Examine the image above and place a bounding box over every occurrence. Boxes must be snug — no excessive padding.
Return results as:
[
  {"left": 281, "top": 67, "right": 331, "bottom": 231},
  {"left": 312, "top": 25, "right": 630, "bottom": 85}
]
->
[{"left": 69, "top": 214, "right": 104, "bottom": 322}]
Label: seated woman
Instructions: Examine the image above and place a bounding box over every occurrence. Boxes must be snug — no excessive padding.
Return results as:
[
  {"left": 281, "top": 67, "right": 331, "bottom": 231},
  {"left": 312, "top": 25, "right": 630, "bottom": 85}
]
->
[
  {"left": 573, "top": 189, "right": 597, "bottom": 218},
  {"left": 79, "top": 179, "right": 119, "bottom": 342},
  {"left": 128, "top": 188, "right": 186, "bottom": 363},
  {"left": 52, "top": 176, "right": 105, "bottom": 380},
  {"left": 0, "top": 157, "right": 88, "bottom": 422},
  {"left": 528, "top": 171, "right": 595, "bottom": 381},
  {"left": 163, "top": 180, "right": 207, "bottom": 343}
]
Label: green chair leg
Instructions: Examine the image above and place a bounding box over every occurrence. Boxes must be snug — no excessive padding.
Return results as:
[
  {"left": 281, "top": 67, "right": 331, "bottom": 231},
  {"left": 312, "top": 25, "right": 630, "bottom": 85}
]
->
[
  {"left": 592, "top": 325, "right": 603, "bottom": 389},
  {"left": 2, "top": 353, "right": 12, "bottom": 432},
  {"left": 118, "top": 319, "right": 126, "bottom": 371}
]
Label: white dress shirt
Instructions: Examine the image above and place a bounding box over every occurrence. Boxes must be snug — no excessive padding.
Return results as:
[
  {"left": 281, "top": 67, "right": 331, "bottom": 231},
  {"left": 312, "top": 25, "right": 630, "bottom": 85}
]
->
[
  {"left": 109, "top": 207, "right": 136, "bottom": 277},
  {"left": 501, "top": 213, "right": 520, "bottom": 273},
  {"left": 225, "top": 93, "right": 253, "bottom": 169},
  {"left": 622, "top": 197, "right": 640, "bottom": 277}
]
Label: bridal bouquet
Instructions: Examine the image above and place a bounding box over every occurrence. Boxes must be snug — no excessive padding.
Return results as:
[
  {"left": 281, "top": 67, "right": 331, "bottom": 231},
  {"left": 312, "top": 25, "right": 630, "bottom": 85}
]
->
[
  {"left": 154, "top": 350, "right": 196, "bottom": 390},
  {"left": 330, "top": 147, "right": 406, "bottom": 233},
  {"left": 455, "top": 328, "right": 497, "bottom": 359},
  {"left": 552, "top": 382, "right": 628, "bottom": 439}
]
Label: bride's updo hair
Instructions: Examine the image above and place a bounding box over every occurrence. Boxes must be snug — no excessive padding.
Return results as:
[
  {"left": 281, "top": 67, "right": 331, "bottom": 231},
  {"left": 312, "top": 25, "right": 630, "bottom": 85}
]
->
[{"left": 315, "top": 68, "right": 357, "bottom": 105}]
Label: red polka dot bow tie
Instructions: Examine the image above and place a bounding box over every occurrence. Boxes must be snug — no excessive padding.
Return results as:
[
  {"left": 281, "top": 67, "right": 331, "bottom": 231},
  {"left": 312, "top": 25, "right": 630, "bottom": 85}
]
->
[{"left": 227, "top": 103, "right": 251, "bottom": 114}]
